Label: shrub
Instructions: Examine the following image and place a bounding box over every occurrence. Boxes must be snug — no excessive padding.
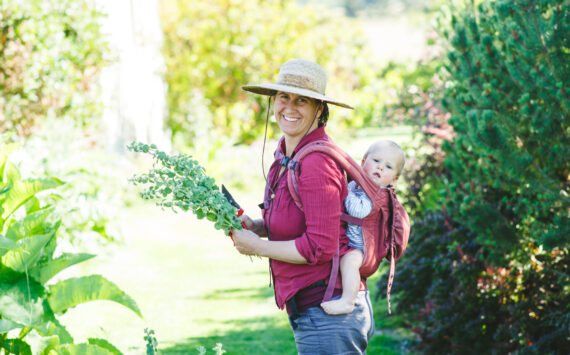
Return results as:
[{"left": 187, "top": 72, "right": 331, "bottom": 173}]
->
[
  {"left": 379, "top": 0, "right": 569, "bottom": 353},
  {"left": 0, "top": 148, "right": 141, "bottom": 354},
  {"left": 0, "top": 0, "right": 108, "bottom": 136},
  {"left": 158, "top": 0, "right": 392, "bottom": 150}
]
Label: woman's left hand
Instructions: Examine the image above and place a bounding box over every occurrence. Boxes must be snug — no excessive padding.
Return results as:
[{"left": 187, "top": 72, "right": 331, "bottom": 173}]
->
[{"left": 231, "top": 228, "right": 264, "bottom": 256}]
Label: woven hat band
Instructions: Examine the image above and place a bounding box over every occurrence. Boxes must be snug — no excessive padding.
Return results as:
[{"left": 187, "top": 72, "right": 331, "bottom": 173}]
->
[{"left": 277, "top": 73, "right": 326, "bottom": 95}]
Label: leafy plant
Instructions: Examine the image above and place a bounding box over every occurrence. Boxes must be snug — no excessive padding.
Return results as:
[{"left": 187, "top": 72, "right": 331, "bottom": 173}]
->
[
  {"left": 0, "top": 0, "right": 108, "bottom": 136},
  {"left": 127, "top": 142, "right": 242, "bottom": 235},
  {"left": 0, "top": 150, "right": 142, "bottom": 354},
  {"left": 380, "top": 0, "right": 570, "bottom": 353},
  {"left": 144, "top": 328, "right": 158, "bottom": 355}
]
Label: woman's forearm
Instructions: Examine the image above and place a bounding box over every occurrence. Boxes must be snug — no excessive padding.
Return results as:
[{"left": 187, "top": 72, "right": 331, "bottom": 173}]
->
[
  {"left": 232, "top": 228, "right": 307, "bottom": 264},
  {"left": 256, "top": 239, "right": 307, "bottom": 264}
]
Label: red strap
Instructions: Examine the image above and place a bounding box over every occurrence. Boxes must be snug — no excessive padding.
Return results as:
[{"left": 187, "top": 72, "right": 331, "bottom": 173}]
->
[
  {"left": 340, "top": 213, "right": 363, "bottom": 226},
  {"left": 323, "top": 248, "right": 340, "bottom": 302},
  {"left": 386, "top": 245, "right": 396, "bottom": 314}
]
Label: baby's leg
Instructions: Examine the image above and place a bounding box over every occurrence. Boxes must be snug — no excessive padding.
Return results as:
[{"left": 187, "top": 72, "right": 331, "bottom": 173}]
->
[{"left": 321, "top": 249, "right": 363, "bottom": 315}]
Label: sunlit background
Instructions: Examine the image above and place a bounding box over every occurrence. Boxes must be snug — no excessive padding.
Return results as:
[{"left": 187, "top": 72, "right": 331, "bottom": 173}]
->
[{"left": 1, "top": 0, "right": 567, "bottom": 354}]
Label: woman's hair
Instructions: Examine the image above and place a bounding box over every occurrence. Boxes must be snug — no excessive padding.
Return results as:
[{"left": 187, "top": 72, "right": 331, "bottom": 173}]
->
[{"left": 318, "top": 102, "right": 329, "bottom": 127}]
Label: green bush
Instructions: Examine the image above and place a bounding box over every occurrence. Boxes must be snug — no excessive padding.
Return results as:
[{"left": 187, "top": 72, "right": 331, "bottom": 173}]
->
[
  {"left": 0, "top": 0, "right": 108, "bottom": 136},
  {"left": 158, "top": 0, "right": 394, "bottom": 151},
  {"left": 379, "top": 0, "right": 569, "bottom": 353},
  {"left": 0, "top": 148, "right": 141, "bottom": 354}
]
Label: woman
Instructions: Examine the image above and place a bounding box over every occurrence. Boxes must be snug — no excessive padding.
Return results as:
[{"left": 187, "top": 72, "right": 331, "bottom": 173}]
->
[{"left": 231, "top": 59, "right": 375, "bottom": 354}]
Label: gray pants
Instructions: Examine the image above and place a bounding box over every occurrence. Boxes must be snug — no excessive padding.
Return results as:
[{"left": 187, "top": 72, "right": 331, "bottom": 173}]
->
[{"left": 288, "top": 290, "right": 375, "bottom": 355}]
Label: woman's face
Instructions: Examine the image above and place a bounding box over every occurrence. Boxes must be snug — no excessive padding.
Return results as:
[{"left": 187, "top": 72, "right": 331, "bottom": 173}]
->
[{"left": 274, "top": 91, "right": 322, "bottom": 143}]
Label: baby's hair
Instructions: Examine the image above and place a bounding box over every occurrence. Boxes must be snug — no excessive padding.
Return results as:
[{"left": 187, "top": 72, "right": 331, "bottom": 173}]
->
[{"left": 363, "top": 140, "right": 406, "bottom": 176}]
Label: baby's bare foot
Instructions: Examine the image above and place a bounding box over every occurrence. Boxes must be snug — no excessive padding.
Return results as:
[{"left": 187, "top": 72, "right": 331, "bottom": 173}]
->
[{"left": 320, "top": 299, "right": 355, "bottom": 315}]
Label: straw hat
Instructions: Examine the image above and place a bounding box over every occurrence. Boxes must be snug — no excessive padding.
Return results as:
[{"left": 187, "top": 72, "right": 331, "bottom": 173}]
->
[{"left": 242, "top": 59, "right": 353, "bottom": 109}]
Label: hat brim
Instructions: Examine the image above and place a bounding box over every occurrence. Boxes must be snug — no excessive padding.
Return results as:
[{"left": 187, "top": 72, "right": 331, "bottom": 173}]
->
[{"left": 242, "top": 84, "right": 353, "bottom": 109}]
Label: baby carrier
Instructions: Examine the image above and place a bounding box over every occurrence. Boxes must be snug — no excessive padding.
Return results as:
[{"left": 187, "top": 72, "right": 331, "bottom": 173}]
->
[{"left": 277, "top": 139, "right": 410, "bottom": 313}]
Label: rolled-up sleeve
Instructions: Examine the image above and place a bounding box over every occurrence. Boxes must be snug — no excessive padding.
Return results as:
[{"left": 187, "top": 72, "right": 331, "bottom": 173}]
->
[{"left": 294, "top": 152, "right": 347, "bottom": 265}]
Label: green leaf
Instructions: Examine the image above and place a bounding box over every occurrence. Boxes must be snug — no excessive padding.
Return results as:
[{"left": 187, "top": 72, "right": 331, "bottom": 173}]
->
[
  {"left": 0, "top": 318, "right": 23, "bottom": 333},
  {"left": 87, "top": 338, "right": 123, "bottom": 355},
  {"left": 0, "top": 277, "right": 45, "bottom": 327},
  {"left": 0, "top": 338, "right": 32, "bottom": 355},
  {"left": 30, "top": 253, "right": 96, "bottom": 285},
  {"left": 0, "top": 234, "right": 19, "bottom": 254},
  {"left": 5, "top": 207, "right": 55, "bottom": 242},
  {"left": 2, "top": 232, "right": 55, "bottom": 273},
  {"left": 50, "top": 343, "right": 117, "bottom": 355},
  {"left": 47, "top": 275, "right": 143, "bottom": 318},
  {"left": 1, "top": 162, "right": 62, "bottom": 220}
]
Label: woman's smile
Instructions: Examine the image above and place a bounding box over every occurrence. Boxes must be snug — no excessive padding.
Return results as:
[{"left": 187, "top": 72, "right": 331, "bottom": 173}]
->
[{"left": 274, "top": 91, "right": 322, "bottom": 153}]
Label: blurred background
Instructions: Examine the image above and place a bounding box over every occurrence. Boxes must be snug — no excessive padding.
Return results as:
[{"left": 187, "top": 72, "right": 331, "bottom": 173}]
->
[{"left": 1, "top": 0, "right": 567, "bottom": 354}]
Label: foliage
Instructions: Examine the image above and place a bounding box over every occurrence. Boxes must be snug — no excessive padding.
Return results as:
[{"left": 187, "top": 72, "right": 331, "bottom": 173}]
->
[
  {"left": 158, "top": 0, "right": 384, "bottom": 151},
  {"left": 144, "top": 328, "right": 158, "bottom": 355},
  {"left": 379, "top": 0, "right": 570, "bottom": 353},
  {"left": 0, "top": 150, "right": 141, "bottom": 354},
  {"left": 6, "top": 118, "right": 128, "bottom": 248},
  {"left": 0, "top": 0, "right": 109, "bottom": 136},
  {"left": 127, "top": 142, "right": 242, "bottom": 235}
]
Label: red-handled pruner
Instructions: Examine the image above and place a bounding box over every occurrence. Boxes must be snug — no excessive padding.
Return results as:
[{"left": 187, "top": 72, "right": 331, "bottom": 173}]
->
[{"left": 221, "top": 185, "right": 248, "bottom": 244}]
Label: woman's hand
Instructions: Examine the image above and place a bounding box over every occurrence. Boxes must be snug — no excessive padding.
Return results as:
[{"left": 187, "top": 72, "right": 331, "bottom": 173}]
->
[
  {"left": 238, "top": 215, "right": 268, "bottom": 237},
  {"left": 232, "top": 228, "right": 264, "bottom": 256}
]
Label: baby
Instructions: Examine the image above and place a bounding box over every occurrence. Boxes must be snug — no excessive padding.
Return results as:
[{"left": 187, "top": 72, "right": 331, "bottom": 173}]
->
[{"left": 321, "top": 140, "right": 406, "bottom": 315}]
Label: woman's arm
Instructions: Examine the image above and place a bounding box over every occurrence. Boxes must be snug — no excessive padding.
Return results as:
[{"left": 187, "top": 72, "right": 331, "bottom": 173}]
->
[{"left": 231, "top": 228, "right": 307, "bottom": 264}]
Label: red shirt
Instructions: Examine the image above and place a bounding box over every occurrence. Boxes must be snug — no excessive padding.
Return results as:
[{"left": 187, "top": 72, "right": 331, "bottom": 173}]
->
[{"left": 262, "top": 127, "right": 353, "bottom": 311}]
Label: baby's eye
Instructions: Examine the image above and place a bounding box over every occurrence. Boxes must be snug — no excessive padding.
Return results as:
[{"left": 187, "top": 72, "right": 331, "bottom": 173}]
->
[
  {"left": 386, "top": 164, "right": 393, "bottom": 169},
  {"left": 373, "top": 159, "right": 380, "bottom": 163}
]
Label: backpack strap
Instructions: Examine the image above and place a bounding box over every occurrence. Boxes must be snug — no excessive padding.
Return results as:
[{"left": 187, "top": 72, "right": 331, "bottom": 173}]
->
[
  {"left": 286, "top": 140, "right": 379, "bottom": 211},
  {"left": 283, "top": 140, "right": 378, "bottom": 304}
]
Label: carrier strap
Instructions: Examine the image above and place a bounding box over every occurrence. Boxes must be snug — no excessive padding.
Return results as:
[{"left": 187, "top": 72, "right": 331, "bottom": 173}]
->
[
  {"left": 340, "top": 213, "right": 363, "bottom": 226},
  {"left": 322, "top": 248, "right": 340, "bottom": 302}
]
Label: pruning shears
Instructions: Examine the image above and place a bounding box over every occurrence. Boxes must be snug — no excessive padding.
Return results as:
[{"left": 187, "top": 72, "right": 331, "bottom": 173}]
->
[{"left": 221, "top": 184, "right": 248, "bottom": 244}]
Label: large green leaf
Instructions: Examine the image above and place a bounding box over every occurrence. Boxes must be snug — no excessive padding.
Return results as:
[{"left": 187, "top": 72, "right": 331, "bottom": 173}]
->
[
  {"left": 34, "top": 300, "right": 74, "bottom": 345},
  {"left": 0, "top": 318, "right": 23, "bottom": 333},
  {"left": 1, "top": 161, "right": 62, "bottom": 220},
  {"left": 0, "top": 277, "right": 45, "bottom": 327},
  {"left": 87, "top": 338, "right": 123, "bottom": 355},
  {"left": 2, "top": 232, "right": 55, "bottom": 273},
  {"left": 47, "top": 275, "right": 143, "bottom": 318},
  {"left": 5, "top": 207, "right": 55, "bottom": 242},
  {"left": 0, "top": 338, "right": 32, "bottom": 355},
  {"left": 0, "top": 234, "right": 19, "bottom": 256},
  {"left": 30, "top": 253, "right": 96, "bottom": 285},
  {"left": 50, "top": 343, "right": 116, "bottom": 355}
]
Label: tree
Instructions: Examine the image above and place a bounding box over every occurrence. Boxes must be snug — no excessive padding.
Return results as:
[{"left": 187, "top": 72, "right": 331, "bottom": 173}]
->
[
  {"left": 0, "top": 0, "right": 108, "bottom": 136},
  {"left": 380, "top": 0, "right": 569, "bottom": 353}
]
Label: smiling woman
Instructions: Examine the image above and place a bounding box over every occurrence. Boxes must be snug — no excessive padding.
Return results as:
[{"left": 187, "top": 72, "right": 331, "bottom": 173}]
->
[{"left": 231, "top": 59, "right": 375, "bottom": 355}]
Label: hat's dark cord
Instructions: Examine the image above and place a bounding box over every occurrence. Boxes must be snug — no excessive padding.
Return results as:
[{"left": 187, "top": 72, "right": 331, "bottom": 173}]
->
[{"left": 260, "top": 96, "right": 322, "bottom": 289}]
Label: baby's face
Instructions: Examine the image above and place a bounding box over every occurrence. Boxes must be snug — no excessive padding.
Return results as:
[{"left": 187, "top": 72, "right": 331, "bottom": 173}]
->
[{"left": 361, "top": 146, "right": 402, "bottom": 187}]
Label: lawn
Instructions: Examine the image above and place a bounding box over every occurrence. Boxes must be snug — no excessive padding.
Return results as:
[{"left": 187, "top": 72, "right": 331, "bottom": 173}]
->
[{"left": 58, "top": 126, "right": 417, "bottom": 354}]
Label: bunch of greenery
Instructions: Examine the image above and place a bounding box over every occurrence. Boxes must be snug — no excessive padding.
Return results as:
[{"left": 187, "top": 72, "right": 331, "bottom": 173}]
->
[
  {"left": 380, "top": 0, "right": 569, "bottom": 353},
  {"left": 0, "top": 148, "right": 141, "bottom": 354},
  {"left": 0, "top": 0, "right": 108, "bottom": 136},
  {"left": 127, "top": 142, "right": 242, "bottom": 235}
]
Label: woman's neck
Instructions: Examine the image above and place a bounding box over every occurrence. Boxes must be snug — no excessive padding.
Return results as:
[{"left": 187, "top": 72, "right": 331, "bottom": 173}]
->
[{"left": 284, "top": 136, "right": 301, "bottom": 157}]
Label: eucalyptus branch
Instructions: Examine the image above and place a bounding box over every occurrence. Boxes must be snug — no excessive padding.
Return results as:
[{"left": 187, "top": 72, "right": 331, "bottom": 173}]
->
[{"left": 127, "top": 142, "right": 242, "bottom": 235}]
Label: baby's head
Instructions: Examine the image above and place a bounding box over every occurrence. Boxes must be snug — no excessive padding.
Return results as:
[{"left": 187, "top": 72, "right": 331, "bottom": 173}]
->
[{"left": 361, "top": 140, "right": 406, "bottom": 187}]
